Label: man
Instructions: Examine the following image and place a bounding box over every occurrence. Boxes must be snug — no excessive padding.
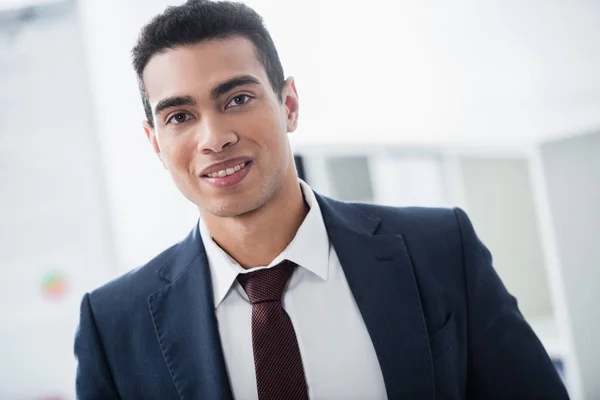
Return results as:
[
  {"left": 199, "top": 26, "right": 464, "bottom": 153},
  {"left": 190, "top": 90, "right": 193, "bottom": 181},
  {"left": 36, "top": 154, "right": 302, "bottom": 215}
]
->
[{"left": 74, "top": 1, "right": 569, "bottom": 399}]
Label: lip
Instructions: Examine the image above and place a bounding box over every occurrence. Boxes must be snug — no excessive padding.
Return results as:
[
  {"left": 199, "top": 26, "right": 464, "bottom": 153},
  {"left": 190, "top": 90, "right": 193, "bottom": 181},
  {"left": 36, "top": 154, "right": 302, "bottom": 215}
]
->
[
  {"left": 199, "top": 157, "right": 252, "bottom": 177},
  {"left": 201, "top": 160, "right": 252, "bottom": 188}
]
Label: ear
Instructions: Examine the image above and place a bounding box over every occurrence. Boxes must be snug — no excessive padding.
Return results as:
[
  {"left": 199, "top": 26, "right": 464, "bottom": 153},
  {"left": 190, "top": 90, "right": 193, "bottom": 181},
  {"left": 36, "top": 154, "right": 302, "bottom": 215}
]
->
[
  {"left": 143, "top": 121, "right": 164, "bottom": 166},
  {"left": 283, "top": 77, "right": 299, "bottom": 133}
]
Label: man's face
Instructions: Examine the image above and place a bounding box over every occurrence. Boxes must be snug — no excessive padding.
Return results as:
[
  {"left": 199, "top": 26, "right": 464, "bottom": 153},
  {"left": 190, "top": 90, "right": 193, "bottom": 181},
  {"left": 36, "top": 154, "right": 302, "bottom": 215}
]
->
[{"left": 142, "top": 36, "right": 299, "bottom": 218}]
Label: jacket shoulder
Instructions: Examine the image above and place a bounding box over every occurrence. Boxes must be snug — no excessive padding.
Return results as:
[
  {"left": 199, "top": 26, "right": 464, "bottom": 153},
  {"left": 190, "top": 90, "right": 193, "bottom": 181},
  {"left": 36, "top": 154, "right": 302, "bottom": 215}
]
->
[
  {"left": 350, "top": 201, "right": 460, "bottom": 236},
  {"left": 86, "top": 242, "right": 180, "bottom": 321}
]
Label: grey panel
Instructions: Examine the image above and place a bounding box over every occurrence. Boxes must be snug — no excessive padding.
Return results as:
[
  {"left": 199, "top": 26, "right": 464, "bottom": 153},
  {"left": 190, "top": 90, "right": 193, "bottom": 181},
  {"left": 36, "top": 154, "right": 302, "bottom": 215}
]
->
[
  {"left": 460, "top": 157, "right": 552, "bottom": 319},
  {"left": 326, "top": 156, "right": 373, "bottom": 202},
  {"left": 541, "top": 131, "right": 600, "bottom": 399}
]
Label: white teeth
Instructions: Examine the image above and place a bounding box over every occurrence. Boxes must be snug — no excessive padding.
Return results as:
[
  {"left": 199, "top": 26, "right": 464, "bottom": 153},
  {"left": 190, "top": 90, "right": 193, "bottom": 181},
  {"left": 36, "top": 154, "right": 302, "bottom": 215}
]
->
[{"left": 206, "top": 162, "right": 247, "bottom": 178}]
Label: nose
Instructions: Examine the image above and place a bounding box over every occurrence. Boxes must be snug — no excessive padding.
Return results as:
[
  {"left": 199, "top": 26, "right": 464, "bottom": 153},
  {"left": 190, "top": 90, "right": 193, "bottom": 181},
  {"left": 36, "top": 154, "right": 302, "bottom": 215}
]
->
[{"left": 196, "top": 117, "right": 239, "bottom": 154}]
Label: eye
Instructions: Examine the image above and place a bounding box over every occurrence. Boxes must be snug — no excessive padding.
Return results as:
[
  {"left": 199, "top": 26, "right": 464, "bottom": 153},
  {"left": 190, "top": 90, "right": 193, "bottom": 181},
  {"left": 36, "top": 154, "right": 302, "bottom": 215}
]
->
[
  {"left": 226, "top": 95, "right": 252, "bottom": 109},
  {"left": 167, "top": 112, "right": 194, "bottom": 125}
]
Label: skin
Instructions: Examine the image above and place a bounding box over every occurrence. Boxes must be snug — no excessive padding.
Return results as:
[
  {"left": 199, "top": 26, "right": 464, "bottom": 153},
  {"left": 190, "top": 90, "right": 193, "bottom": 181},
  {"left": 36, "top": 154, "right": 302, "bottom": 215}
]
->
[{"left": 142, "top": 36, "right": 307, "bottom": 269}]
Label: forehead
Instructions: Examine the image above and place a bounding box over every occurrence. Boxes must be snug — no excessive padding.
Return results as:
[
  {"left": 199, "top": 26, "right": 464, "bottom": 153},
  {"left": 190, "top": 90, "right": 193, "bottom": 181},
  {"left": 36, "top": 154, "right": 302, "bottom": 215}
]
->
[{"left": 142, "top": 36, "right": 267, "bottom": 102}]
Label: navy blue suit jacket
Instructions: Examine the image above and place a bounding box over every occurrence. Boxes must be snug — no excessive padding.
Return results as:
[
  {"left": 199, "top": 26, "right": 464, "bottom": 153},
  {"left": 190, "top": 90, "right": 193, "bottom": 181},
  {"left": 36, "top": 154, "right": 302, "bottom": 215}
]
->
[{"left": 74, "top": 193, "right": 568, "bottom": 399}]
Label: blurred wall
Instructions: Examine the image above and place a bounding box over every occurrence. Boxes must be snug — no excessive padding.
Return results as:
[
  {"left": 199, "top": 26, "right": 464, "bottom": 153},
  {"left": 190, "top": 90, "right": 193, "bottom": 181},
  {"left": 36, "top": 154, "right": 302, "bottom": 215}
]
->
[{"left": 0, "top": 3, "right": 116, "bottom": 398}]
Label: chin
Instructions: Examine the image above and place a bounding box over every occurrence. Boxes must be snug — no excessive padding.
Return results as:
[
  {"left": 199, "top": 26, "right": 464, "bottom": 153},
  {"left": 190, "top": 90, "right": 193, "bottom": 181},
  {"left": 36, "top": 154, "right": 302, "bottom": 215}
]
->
[{"left": 202, "top": 196, "right": 264, "bottom": 219}]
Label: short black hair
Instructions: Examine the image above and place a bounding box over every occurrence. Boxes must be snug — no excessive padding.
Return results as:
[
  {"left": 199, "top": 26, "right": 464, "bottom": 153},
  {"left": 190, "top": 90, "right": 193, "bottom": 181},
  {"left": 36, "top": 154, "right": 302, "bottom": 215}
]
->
[{"left": 132, "top": 0, "right": 285, "bottom": 127}]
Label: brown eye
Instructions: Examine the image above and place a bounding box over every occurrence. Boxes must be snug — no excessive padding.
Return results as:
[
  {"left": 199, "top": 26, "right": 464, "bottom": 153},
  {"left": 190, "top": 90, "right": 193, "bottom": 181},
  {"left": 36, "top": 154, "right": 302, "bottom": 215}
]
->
[
  {"left": 167, "top": 112, "right": 193, "bottom": 125},
  {"left": 226, "top": 95, "right": 251, "bottom": 109}
]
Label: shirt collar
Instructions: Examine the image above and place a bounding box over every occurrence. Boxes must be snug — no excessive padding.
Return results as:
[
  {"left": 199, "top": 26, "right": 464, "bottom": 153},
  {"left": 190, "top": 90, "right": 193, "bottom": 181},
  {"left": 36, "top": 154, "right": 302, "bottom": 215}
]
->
[{"left": 200, "top": 179, "right": 330, "bottom": 308}]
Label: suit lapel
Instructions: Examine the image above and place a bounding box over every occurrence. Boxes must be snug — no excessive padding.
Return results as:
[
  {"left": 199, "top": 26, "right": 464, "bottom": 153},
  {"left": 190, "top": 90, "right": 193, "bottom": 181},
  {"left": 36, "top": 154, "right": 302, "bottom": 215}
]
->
[
  {"left": 148, "top": 226, "right": 233, "bottom": 400},
  {"left": 317, "top": 194, "right": 435, "bottom": 399}
]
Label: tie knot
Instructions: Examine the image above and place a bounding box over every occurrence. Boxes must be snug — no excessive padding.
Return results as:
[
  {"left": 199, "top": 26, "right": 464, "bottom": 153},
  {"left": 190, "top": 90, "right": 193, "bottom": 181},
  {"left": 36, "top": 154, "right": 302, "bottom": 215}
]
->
[{"left": 237, "top": 260, "right": 296, "bottom": 304}]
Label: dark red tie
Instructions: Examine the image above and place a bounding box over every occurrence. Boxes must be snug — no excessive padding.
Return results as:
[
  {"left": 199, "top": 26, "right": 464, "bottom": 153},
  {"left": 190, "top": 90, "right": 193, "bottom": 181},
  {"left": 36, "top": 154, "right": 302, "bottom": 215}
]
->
[{"left": 237, "top": 260, "right": 309, "bottom": 400}]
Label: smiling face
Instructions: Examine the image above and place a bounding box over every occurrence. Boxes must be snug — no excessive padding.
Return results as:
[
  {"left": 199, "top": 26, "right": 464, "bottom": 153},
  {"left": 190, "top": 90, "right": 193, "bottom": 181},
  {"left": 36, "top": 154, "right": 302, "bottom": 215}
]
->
[{"left": 142, "top": 36, "right": 299, "bottom": 218}]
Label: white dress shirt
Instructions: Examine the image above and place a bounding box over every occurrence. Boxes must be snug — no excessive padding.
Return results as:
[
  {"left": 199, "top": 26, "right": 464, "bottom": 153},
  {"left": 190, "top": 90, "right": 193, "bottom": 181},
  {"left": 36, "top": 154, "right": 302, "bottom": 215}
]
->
[{"left": 200, "top": 180, "right": 387, "bottom": 400}]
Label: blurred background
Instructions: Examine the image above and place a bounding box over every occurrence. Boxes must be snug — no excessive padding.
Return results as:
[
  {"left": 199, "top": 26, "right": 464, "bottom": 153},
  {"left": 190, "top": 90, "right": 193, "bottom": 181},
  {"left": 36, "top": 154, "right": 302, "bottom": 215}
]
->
[{"left": 1, "top": 0, "right": 599, "bottom": 398}]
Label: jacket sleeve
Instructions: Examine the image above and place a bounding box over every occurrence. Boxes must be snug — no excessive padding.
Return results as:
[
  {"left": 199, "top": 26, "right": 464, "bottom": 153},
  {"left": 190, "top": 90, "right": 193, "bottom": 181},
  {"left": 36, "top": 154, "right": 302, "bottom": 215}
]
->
[
  {"left": 453, "top": 208, "right": 569, "bottom": 399},
  {"left": 74, "top": 293, "right": 120, "bottom": 399}
]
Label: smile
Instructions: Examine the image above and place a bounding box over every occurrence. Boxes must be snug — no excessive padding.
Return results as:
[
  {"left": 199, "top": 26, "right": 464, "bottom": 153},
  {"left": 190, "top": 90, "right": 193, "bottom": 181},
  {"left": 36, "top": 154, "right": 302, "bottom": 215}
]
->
[
  {"left": 203, "top": 162, "right": 248, "bottom": 178},
  {"left": 201, "top": 160, "right": 252, "bottom": 188}
]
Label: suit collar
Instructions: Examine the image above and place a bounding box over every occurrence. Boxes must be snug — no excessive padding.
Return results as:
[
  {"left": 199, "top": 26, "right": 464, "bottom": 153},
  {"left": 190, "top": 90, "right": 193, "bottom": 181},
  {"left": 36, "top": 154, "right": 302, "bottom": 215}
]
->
[
  {"left": 154, "top": 191, "right": 381, "bottom": 283},
  {"left": 315, "top": 192, "right": 382, "bottom": 236}
]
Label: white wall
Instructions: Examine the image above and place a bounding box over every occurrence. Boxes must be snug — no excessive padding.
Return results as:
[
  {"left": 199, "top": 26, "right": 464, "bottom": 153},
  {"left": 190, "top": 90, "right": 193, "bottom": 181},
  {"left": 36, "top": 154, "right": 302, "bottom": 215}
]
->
[
  {"left": 290, "top": 0, "right": 600, "bottom": 146},
  {"left": 0, "top": 3, "right": 116, "bottom": 398}
]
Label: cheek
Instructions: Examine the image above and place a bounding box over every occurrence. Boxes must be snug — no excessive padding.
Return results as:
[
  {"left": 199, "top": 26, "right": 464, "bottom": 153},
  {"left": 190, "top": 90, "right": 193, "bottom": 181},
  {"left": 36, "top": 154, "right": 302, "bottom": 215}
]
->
[
  {"left": 245, "top": 108, "right": 288, "bottom": 149},
  {"left": 160, "top": 139, "right": 194, "bottom": 175}
]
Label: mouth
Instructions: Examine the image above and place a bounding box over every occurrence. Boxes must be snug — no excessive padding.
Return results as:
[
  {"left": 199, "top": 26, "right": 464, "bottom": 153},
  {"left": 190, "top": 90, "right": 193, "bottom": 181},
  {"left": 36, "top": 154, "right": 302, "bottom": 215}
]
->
[
  {"left": 200, "top": 160, "right": 253, "bottom": 188},
  {"left": 201, "top": 161, "right": 250, "bottom": 178}
]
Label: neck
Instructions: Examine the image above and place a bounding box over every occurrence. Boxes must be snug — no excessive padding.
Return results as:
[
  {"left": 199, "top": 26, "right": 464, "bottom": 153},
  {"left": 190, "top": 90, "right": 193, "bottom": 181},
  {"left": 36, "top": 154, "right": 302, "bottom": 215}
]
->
[{"left": 201, "top": 171, "right": 308, "bottom": 269}]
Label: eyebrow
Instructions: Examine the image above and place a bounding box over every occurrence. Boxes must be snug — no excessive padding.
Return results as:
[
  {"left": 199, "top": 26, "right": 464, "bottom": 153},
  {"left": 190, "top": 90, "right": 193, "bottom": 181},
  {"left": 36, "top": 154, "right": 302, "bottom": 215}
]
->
[
  {"left": 152, "top": 75, "right": 261, "bottom": 117},
  {"left": 154, "top": 95, "right": 197, "bottom": 116},
  {"left": 210, "top": 75, "right": 261, "bottom": 100}
]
